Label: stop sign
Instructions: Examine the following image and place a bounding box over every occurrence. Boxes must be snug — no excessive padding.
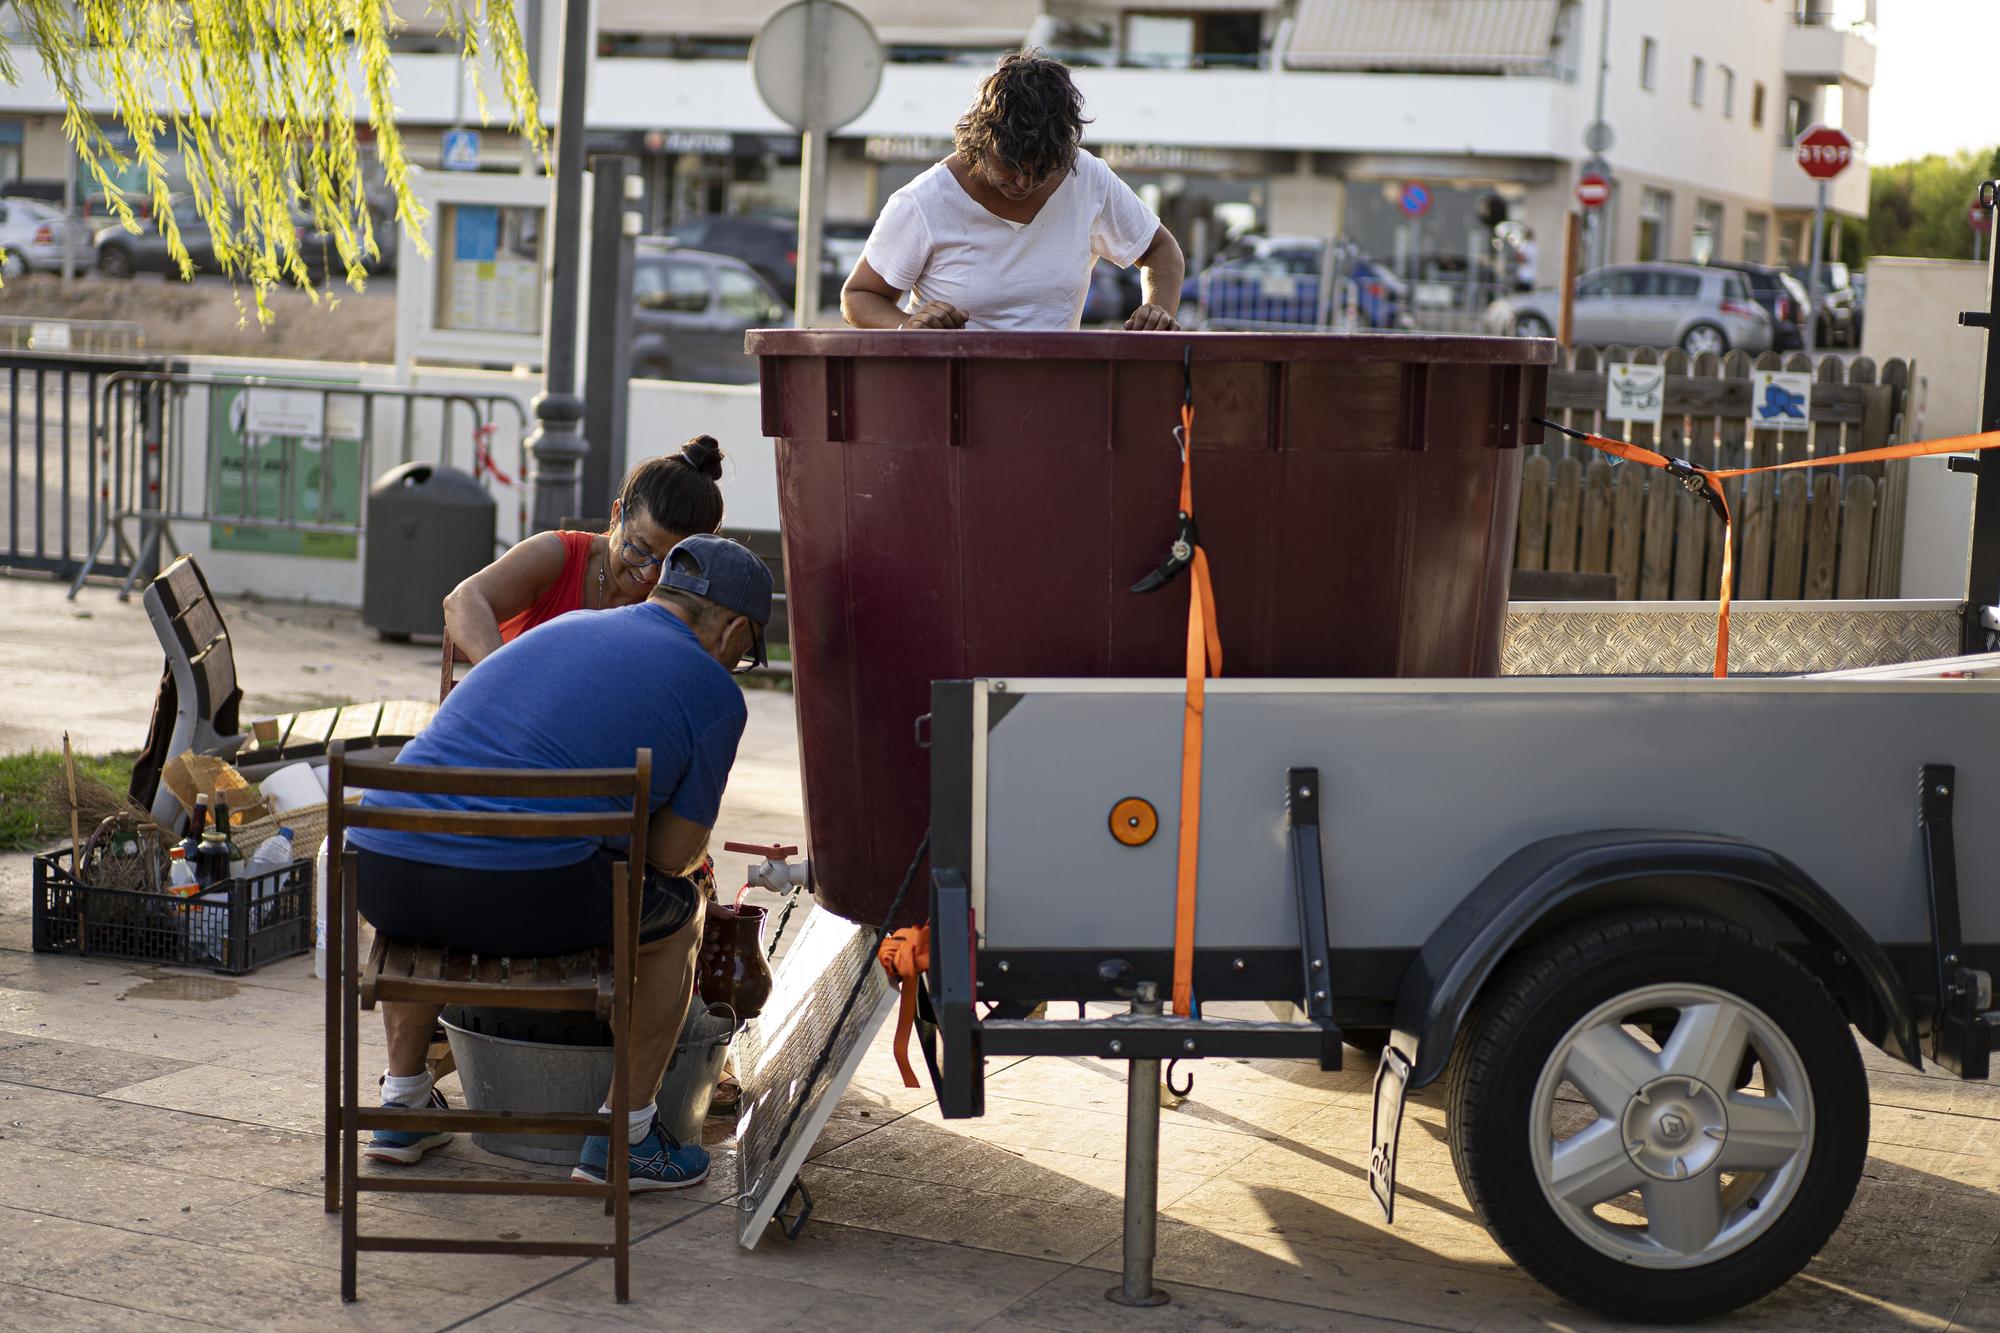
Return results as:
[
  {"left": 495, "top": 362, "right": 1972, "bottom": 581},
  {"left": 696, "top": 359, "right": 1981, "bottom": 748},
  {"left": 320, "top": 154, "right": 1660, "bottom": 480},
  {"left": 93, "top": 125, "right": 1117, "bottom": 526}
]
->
[
  {"left": 1795, "top": 125, "right": 1854, "bottom": 180},
  {"left": 1575, "top": 173, "right": 1610, "bottom": 209}
]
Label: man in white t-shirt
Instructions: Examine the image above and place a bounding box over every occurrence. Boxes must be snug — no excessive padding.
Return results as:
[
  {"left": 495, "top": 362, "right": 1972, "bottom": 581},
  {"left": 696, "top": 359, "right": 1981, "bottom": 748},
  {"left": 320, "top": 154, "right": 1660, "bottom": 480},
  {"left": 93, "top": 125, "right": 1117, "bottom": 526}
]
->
[{"left": 840, "top": 51, "right": 1185, "bottom": 333}]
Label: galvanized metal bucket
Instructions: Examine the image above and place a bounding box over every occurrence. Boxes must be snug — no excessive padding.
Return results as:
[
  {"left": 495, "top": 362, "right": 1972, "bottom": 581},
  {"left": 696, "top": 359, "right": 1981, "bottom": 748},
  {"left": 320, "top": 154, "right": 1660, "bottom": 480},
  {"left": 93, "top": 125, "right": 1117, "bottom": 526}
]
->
[{"left": 442, "top": 1000, "right": 736, "bottom": 1164}]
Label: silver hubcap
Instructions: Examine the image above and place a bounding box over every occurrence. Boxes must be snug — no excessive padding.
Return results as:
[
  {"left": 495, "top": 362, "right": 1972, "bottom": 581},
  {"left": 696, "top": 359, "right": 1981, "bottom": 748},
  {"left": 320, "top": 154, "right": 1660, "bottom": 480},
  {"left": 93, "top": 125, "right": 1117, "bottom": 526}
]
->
[
  {"left": 1686, "top": 327, "right": 1725, "bottom": 354},
  {"left": 1531, "top": 984, "right": 1813, "bottom": 1268}
]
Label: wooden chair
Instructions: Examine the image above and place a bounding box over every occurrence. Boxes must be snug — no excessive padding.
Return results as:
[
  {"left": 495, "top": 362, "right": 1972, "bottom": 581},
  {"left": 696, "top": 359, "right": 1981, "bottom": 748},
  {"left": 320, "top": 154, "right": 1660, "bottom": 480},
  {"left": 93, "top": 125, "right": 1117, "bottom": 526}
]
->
[{"left": 323, "top": 741, "right": 653, "bottom": 1303}]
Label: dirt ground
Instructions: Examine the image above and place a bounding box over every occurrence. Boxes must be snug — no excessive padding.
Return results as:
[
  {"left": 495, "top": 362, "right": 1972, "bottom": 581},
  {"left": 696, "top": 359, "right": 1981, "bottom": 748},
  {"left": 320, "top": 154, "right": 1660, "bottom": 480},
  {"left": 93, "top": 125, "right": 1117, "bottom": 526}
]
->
[{"left": 0, "top": 272, "right": 395, "bottom": 363}]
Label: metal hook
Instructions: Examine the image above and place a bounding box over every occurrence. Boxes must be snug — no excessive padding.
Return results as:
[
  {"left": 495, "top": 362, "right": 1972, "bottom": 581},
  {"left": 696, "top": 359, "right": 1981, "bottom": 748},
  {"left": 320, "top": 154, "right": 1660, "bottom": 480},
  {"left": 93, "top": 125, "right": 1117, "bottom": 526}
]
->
[{"left": 1164, "top": 1059, "right": 1194, "bottom": 1099}]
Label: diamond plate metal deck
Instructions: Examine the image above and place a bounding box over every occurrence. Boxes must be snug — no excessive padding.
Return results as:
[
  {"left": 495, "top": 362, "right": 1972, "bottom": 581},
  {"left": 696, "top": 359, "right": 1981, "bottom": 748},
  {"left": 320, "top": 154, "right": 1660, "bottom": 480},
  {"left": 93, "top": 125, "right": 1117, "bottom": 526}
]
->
[
  {"left": 734, "top": 904, "right": 893, "bottom": 1248},
  {"left": 1502, "top": 600, "right": 1962, "bottom": 676}
]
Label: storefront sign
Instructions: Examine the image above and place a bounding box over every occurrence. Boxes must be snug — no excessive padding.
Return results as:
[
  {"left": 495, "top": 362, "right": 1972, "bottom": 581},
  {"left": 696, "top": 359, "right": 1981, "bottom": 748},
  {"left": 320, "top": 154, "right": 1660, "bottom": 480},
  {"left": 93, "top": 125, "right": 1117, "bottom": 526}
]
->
[{"left": 864, "top": 135, "right": 954, "bottom": 163}]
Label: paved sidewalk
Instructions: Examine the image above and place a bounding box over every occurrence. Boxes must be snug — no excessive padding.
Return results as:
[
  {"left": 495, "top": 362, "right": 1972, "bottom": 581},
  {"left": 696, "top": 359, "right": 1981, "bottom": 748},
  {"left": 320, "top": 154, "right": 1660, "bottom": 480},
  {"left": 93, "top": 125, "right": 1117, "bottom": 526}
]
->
[{"left": 4, "top": 576, "right": 2000, "bottom": 1329}]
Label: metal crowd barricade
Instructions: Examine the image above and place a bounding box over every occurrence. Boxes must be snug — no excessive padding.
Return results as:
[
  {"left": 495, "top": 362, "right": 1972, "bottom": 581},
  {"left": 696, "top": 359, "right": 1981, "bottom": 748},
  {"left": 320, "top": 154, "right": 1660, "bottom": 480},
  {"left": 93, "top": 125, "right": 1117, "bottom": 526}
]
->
[
  {"left": 66, "top": 371, "right": 530, "bottom": 599},
  {"left": 0, "top": 348, "right": 163, "bottom": 582}
]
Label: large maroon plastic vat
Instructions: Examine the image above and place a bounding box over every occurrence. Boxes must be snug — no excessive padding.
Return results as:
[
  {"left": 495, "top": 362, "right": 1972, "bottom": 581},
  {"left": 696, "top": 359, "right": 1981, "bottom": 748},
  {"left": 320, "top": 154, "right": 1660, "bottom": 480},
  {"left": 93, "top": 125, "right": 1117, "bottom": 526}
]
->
[{"left": 749, "top": 330, "right": 1554, "bottom": 927}]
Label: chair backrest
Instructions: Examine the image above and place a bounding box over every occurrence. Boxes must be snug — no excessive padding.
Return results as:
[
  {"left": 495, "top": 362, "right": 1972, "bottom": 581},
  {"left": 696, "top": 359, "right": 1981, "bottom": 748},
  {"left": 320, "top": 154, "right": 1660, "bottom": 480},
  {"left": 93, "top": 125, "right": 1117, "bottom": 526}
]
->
[
  {"left": 133, "top": 556, "right": 245, "bottom": 823},
  {"left": 439, "top": 629, "right": 470, "bottom": 702},
  {"left": 326, "top": 746, "right": 655, "bottom": 940},
  {"left": 147, "top": 555, "right": 244, "bottom": 741}
]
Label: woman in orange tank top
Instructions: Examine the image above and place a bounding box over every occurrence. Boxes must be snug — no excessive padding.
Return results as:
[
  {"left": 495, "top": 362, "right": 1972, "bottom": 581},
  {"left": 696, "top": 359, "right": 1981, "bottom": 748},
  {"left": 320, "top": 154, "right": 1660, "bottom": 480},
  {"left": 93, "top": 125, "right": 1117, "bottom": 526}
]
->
[{"left": 443, "top": 435, "right": 727, "bottom": 663}]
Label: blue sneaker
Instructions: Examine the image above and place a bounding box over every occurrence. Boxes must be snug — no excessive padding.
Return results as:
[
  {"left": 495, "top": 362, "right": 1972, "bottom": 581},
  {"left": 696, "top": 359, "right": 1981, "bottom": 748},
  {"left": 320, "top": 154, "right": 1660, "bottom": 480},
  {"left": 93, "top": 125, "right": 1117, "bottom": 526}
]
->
[
  {"left": 364, "top": 1084, "right": 453, "bottom": 1165},
  {"left": 571, "top": 1117, "right": 710, "bottom": 1192}
]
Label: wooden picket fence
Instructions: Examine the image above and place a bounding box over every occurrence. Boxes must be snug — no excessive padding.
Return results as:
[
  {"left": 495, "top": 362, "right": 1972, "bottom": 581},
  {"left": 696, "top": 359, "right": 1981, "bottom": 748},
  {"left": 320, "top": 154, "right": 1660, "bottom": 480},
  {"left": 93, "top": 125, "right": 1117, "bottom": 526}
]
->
[{"left": 1518, "top": 348, "right": 1918, "bottom": 600}]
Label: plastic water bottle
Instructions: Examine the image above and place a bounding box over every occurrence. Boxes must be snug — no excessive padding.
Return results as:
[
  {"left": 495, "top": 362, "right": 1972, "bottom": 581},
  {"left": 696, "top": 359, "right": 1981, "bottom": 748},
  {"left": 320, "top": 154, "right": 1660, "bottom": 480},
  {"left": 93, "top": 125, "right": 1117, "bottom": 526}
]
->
[
  {"left": 314, "top": 838, "right": 331, "bottom": 980},
  {"left": 247, "top": 828, "right": 294, "bottom": 930}
]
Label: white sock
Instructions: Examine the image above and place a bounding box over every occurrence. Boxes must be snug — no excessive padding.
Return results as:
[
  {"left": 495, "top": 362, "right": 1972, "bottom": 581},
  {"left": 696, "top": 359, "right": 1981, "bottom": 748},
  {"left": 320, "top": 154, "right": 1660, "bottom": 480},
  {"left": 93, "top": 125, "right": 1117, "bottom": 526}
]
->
[
  {"left": 382, "top": 1070, "right": 433, "bottom": 1107},
  {"left": 600, "top": 1103, "right": 657, "bottom": 1145}
]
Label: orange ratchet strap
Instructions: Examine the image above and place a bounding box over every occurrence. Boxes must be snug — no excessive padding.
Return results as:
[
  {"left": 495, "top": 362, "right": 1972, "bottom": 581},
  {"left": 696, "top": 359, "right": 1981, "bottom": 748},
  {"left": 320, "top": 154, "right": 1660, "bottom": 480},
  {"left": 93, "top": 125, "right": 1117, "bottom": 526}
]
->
[
  {"left": 1171, "top": 399, "right": 1222, "bottom": 1016},
  {"left": 1534, "top": 419, "right": 2000, "bottom": 676},
  {"left": 1131, "top": 350, "right": 1223, "bottom": 1017},
  {"left": 877, "top": 925, "right": 930, "bottom": 1088}
]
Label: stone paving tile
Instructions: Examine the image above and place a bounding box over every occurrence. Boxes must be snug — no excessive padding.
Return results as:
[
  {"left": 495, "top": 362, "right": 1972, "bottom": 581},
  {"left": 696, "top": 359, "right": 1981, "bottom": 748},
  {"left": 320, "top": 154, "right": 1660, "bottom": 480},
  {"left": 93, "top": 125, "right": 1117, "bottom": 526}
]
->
[
  {"left": 505, "top": 1205, "right": 1069, "bottom": 1333},
  {"left": 989, "top": 1263, "right": 1423, "bottom": 1333},
  {"left": 0, "top": 1030, "right": 194, "bottom": 1094},
  {"left": 22, "top": 1225, "right": 517, "bottom": 1331},
  {"left": 1073, "top": 1212, "right": 1529, "bottom": 1332},
  {"left": 797, "top": 1159, "right": 1126, "bottom": 1263},
  {"left": 0, "top": 1280, "right": 213, "bottom": 1332},
  {"left": 105, "top": 1059, "right": 332, "bottom": 1135},
  {"left": 896, "top": 1093, "right": 1268, "bottom": 1178},
  {"left": 813, "top": 1114, "right": 1209, "bottom": 1211},
  {"left": 0, "top": 1137, "right": 269, "bottom": 1234}
]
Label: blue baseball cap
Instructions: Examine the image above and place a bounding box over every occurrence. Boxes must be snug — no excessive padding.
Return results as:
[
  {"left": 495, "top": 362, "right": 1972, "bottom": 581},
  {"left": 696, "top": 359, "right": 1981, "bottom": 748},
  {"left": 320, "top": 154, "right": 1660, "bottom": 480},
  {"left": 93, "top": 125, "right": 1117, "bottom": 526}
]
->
[{"left": 656, "top": 535, "right": 774, "bottom": 669}]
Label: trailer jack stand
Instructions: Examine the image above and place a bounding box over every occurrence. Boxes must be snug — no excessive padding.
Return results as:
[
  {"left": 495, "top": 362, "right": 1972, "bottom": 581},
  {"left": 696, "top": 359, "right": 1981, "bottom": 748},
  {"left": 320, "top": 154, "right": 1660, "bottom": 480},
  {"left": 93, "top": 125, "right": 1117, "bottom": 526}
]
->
[{"left": 1107, "top": 981, "right": 1172, "bottom": 1308}]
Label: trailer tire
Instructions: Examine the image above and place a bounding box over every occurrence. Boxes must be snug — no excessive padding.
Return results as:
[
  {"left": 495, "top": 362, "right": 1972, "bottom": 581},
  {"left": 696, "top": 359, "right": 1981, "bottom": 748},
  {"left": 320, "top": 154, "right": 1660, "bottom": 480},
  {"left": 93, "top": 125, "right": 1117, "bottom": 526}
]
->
[{"left": 1445, "top": 910, "right": 1865, "bottom": 1323}]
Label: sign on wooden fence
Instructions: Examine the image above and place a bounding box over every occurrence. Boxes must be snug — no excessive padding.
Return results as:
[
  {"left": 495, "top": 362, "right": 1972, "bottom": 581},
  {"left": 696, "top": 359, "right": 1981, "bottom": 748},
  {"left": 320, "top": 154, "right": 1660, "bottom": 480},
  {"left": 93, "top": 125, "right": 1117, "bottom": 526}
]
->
[
  {"left": 1518, "top": 347, "right": 1916, "bottom": 601},
  {"left": 1750, "top": 369, "right": 1813, "bottom": 432},
  {"left": 1605, "top": 362, "right": 1665, "bottom": 425}
]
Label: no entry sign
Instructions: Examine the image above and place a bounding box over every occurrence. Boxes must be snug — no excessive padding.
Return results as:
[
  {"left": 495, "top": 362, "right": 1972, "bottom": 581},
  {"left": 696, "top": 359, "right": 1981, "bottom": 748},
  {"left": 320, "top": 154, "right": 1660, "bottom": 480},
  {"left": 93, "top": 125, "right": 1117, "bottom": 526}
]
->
[
  {"left": 1575, "top": 173, "right": 1610, "bottom": 209},
  {"left": 1399, "top": 182, "right": 1431, "bottom": 217},
  {"left": 1795, "top": 124, "right": 1854, "bottom": 180}
]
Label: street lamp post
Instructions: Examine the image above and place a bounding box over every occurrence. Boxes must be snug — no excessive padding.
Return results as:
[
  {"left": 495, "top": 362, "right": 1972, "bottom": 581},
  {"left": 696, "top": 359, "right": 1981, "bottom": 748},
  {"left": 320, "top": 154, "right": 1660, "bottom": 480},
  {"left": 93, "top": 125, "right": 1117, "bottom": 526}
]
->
[{"left": 525, "top": 0, "right": 592, "bottom": 533}]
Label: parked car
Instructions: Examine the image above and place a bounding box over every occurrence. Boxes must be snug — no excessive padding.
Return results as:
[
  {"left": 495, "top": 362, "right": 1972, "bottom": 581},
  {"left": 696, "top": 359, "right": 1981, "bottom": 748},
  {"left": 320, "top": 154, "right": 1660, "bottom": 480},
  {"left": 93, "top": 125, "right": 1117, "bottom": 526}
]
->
[
  {"left": 0, "top": 197, "right": 96, "bottom": 277},
  {"left": 1503, "top": 262, "right": 1773, "bottom": 354},
  {"left": 1184, "top": 237, "right": 1408, "bottom": 330},
  {"left": 629, "top": 242, "right": 789, "bottom": 384},
  {"left": 822, "top": 219, "right": 871, "bottom": 286},
  {"left": 94, "top": 199, "right": 393, "bottom": 280},
  {"left": 1786, "top": 261, "right": 1859, "bottom": 347},
  {"left": 0, "top": 178, "right": 68, "bottom": 207},
  {"left": 658, "top": 213, "right": 842, "bottom": 310},
  {"left": 1081, "top": 258, "right": 1143, "bottom": 325},
  {"left": 1679, "top": 259, "right": 1812, "bottom": 351}
]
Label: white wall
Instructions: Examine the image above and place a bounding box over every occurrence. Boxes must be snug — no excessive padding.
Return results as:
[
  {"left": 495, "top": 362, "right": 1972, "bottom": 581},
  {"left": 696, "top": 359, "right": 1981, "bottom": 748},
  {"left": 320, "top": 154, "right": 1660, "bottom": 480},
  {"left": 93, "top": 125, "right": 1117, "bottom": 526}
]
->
[
  {"left": 158, "top": 355, "right": 775, "bottom": 608},
  {"left": 1861, "top": 258, "right": 1992, "bottom": 598}
]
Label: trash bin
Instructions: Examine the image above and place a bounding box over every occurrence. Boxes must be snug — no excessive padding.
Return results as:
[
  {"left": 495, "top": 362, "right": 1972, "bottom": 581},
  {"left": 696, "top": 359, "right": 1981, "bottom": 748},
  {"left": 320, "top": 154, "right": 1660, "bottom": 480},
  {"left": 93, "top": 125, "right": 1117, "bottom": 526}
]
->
[
  {"left": 747, "top": 329, "right": 1555, "bottom": 928},
  {"left": 362, "top": 462, "right": 495, "bottom": 639}
]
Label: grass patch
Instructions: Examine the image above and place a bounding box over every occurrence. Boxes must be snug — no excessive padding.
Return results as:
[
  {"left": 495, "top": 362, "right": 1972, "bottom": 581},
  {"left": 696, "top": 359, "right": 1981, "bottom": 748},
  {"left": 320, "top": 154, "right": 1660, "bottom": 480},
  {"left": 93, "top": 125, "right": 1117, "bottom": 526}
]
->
[{"left": 0, "top": 749, "right": 139, "bottom": 852}]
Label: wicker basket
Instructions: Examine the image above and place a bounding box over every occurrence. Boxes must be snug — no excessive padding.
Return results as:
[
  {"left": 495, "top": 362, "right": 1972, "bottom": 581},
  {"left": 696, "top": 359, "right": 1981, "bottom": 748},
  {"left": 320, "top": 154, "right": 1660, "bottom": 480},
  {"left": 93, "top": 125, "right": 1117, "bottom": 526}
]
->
[{"left": 234, "top": 801, "right": 337, "bottom": 863}]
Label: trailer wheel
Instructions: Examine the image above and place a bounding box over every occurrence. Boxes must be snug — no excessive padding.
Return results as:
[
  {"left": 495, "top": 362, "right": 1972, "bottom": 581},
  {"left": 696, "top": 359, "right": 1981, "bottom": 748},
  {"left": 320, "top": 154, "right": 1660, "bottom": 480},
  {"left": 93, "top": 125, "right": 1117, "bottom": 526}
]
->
[{"left": 1446, "top": 911, "right": 1865, "bottom": 1323}]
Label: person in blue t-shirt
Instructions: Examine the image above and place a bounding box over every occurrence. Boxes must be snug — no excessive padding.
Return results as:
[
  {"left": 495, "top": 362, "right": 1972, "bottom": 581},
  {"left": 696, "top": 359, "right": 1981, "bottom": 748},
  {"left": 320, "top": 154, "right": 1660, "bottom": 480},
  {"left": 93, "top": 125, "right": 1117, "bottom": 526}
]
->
[{"left": 348, "top": 535, "right": 772, "bottom": 1192}]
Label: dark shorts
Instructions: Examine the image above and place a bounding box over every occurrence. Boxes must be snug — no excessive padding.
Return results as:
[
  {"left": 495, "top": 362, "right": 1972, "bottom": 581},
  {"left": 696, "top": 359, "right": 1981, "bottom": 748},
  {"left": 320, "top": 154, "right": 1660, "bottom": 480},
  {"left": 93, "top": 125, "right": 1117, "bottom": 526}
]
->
[{"left": 355, "top": 847, "right": 698, "bottom": 957}]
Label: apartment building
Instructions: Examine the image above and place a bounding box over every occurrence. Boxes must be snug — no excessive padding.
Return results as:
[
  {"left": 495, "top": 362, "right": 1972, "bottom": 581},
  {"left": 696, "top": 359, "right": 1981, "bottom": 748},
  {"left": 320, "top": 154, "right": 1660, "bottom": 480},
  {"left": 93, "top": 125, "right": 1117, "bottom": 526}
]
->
[{"left": 0, "top": 0, "right": 1874, "bottom": 273}]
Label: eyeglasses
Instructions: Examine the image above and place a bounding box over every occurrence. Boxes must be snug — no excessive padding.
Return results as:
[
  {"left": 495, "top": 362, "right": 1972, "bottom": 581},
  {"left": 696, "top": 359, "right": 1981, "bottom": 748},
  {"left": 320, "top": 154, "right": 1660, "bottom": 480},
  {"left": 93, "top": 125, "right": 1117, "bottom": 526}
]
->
[{"left": 615, "top": 538, "right": 664, "bottom": 570}]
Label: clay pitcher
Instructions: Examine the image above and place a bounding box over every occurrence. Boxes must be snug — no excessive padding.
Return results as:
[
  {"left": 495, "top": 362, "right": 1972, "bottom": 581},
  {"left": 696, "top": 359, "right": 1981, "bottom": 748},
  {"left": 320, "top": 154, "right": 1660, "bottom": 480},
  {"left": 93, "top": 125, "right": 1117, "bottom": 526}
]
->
[{"left": 698, "top": 903, "right": 774, "bottom": 1022}]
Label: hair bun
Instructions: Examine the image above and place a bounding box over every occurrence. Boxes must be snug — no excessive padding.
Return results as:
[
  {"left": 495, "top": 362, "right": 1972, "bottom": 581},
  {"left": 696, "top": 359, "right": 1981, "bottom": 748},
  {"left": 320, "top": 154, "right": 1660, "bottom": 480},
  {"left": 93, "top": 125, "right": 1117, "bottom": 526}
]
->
[{"left": 678, "top": 434, "right": 724, "bottom": 481}]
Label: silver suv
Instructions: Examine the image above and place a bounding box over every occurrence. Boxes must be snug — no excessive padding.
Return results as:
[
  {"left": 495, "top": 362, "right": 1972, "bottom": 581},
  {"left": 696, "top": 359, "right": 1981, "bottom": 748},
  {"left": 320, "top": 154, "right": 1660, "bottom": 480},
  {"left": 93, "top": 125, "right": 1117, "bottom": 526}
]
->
[{"left": 1503, "top": 262, "right": 1773, "bottom": 355}]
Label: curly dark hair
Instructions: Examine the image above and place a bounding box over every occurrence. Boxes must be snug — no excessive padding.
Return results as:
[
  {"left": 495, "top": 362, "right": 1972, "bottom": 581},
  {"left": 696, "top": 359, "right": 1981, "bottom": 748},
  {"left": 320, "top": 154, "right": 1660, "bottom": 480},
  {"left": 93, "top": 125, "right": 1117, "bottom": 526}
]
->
[{"left": 953, "top": 50, "right": 1090, "bottom": 183}]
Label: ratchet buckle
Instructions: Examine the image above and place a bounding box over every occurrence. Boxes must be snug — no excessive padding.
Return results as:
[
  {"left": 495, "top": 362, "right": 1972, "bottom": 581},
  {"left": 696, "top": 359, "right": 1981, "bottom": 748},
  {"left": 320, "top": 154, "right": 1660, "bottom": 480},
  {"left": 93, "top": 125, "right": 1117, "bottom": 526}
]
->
[{"left": 1132, "top": 510, "right": 1199, "bottom": 593}]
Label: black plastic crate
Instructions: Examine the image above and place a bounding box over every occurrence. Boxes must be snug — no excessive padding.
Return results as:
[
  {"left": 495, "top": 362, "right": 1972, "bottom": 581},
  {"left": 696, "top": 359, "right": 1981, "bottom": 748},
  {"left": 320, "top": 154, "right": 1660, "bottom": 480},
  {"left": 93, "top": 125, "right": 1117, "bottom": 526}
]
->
[{"left": 32, "top": 847, "right": 312, "bottom": 975}]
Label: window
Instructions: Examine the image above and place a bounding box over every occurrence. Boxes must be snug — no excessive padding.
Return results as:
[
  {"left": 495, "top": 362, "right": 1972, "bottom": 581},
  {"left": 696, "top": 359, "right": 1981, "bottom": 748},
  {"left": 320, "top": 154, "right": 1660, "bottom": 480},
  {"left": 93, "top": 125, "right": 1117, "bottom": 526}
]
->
[
  {"left": 718, "top": 266, "right": 784, "bottom": 322},
  {"left": 1785, "top": 95, "right": 1809, "bottom": 143},
  {"left": 1742, "top": 211, "right": 1769, "bottom": 263},
  {"left": 1721, "top": 66, "right": 1736, "bottom": 118},
  {"left": 1637, "top": 188, "right": 1672, "bottom": 261},
  {"left": 1691, "top": 57, "right": 1705, "bottom": 106},
  {"left": 1580, "top": 270, "right": 1642, "bottom": 299},
  {"left": 1724, "top": 273, "right": 1754, "bottom": 303},
  {"left": 1751, "top": 81, "right": 1767, "bottom": 128},
  {"left": 634, "top": 259, "right": 711, "bottom": 313},
  {"left": 1692, "top": 200, "right": 1724, "bottom": 264},
  {"left": 1648, "top": 271, "right": 1701, "bottom": 299},
  {"left": 1640, "top": 37, "right": 1657, "bottom": 91}
]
